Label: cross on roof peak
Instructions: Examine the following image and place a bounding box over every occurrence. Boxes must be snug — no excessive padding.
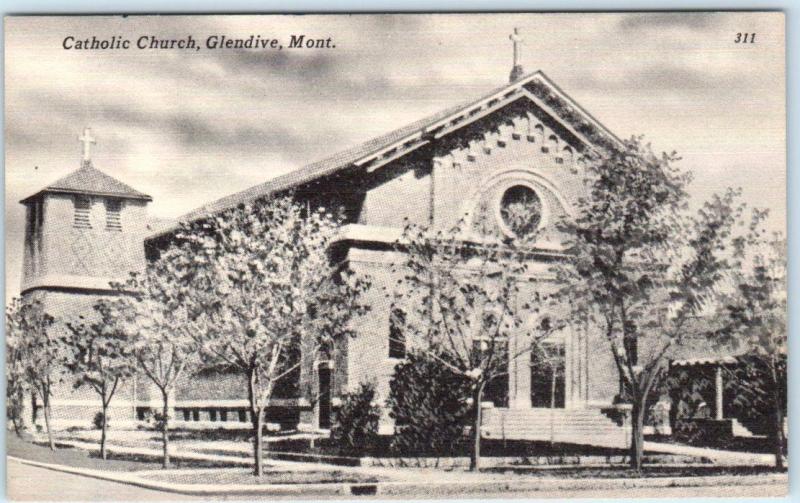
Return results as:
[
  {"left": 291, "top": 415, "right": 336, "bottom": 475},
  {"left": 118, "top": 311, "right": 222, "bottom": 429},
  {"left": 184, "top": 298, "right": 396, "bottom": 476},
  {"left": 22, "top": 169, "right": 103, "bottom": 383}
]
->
[
  {"left": 78, "top": 127, "right": 96, "bottom": 166},
  {"left": 509, "top": 27, "right": 525, "bottom": 83}
]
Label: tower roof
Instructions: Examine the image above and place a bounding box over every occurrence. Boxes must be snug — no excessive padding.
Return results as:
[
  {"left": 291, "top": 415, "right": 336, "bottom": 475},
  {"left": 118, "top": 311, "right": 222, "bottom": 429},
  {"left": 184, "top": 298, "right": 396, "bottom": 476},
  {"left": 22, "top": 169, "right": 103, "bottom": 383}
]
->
[{"left": 20, "top": 162, "right": 152, "bottom": 204}]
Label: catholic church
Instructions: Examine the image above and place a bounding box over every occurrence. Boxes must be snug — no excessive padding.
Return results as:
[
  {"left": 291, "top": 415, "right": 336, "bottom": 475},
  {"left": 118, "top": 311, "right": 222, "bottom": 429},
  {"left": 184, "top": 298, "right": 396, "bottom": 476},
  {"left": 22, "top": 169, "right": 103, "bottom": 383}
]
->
[{"left": 20, "top": 38, "right": 644, "bottom": 448}]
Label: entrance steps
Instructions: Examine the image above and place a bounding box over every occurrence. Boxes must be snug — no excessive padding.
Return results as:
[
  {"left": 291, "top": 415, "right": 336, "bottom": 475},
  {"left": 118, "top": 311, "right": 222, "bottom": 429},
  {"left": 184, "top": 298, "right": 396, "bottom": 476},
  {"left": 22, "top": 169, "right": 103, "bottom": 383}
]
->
[
  {"left": 731, "top": 418, "right": 756, "bottom": 438},
  {"left": 482, "top": 407, "right": 631, "bottom": 449}
]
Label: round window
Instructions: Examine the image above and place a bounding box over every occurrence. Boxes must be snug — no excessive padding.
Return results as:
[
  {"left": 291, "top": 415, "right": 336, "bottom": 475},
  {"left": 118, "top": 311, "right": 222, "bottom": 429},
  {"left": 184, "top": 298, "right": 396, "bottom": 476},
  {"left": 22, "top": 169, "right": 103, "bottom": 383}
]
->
[{"left": 499, "top": 185, "right": 542, "bottom": 238}]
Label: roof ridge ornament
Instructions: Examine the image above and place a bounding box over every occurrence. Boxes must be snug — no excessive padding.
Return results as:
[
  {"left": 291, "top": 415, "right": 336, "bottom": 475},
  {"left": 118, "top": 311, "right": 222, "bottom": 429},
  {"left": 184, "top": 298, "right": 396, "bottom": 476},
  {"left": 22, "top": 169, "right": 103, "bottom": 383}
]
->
[
  {"left": 509, "top": 28, "right": 525, "bottom": 83},
  {"left": 78, "top": 127, "right": 96, "bottom": 168}
]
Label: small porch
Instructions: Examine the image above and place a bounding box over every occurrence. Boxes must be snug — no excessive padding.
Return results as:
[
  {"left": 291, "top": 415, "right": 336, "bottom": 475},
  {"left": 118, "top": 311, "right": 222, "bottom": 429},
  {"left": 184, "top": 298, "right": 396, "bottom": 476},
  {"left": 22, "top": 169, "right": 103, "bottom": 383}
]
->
[{"left": 669, "top": 356, "right": 756, "bottom": 438}]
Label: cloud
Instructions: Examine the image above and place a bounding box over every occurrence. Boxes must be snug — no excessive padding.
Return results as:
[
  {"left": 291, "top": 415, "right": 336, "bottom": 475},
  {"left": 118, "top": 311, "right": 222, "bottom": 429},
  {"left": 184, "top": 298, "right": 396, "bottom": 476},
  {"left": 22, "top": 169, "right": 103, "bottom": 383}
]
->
[
  {"left": 572, "top": 63, "right": 724, "bottom": 93},
  {"left": 8, "top": 88, "right": 317, "bottom": 156},
  {"left": 618, "top": 12, "right": 720, "bottom": 31},
  {"left": 3, "top": 13, "right": 785, "bottom": 303}
]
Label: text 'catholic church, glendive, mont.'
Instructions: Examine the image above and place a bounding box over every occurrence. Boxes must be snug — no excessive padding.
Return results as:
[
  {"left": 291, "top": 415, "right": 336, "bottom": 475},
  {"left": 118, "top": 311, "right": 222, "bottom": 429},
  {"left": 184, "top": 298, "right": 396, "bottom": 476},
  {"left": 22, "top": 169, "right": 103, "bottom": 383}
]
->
[{"left": 20, "top": 34, "right": 675, "bottom": 448}]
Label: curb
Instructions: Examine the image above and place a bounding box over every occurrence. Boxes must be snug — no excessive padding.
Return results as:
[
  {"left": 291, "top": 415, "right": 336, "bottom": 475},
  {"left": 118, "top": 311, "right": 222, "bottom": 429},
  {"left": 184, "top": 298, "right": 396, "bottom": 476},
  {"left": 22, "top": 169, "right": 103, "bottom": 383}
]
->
[
  {"left": 7, "top": 456, "right": 355, "bottom": 496},
  {"left": 8, "top": 455, "right": 787, "bottom": 497}
]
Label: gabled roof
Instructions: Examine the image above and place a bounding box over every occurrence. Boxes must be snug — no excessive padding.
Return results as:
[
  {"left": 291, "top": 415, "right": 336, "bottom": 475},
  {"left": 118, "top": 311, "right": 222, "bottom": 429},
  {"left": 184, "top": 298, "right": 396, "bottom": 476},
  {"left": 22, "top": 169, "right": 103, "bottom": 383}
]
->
[
  {"left": 20, "top": 162, "right": 152, "bottom": 204},
  {"left": 148, "top": 70, "right": 621, "bottom": 240}
]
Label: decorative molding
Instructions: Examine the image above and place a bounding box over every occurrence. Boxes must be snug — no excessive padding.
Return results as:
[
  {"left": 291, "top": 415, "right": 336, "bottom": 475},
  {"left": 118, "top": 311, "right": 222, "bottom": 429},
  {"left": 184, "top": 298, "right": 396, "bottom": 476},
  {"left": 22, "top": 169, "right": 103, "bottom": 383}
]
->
[{"left": 21, "top": 274, "right": 122, "bottom": 295}]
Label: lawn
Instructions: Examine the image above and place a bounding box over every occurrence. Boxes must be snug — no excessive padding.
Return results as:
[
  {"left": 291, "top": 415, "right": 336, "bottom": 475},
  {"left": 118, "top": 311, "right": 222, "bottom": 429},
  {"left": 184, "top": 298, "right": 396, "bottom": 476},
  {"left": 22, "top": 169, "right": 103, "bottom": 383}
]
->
[
  {"left": 7, "top": 433, "right": 163, "bottom": 472},
  {"left": 141, "top": 468, "right": 380, "bottom": 485},
  {"left": 646, "top": 434, "right": 780, "bottom": 454},
  {"left": 7, "top": 433, "right": 235, "bottom": 471},
  {"left": 484, "top": 464, "right": 784, "bottom": 478},
  {"left": 262, "top": 436, "right": 640, "bottom": 458}
]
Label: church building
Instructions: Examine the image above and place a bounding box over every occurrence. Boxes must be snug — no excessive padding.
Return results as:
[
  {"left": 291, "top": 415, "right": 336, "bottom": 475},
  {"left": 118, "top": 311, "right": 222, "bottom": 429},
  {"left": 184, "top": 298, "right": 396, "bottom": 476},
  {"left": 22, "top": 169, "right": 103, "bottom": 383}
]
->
[{"left": 20, "top": 50, "right": 638, "bottom": 447}]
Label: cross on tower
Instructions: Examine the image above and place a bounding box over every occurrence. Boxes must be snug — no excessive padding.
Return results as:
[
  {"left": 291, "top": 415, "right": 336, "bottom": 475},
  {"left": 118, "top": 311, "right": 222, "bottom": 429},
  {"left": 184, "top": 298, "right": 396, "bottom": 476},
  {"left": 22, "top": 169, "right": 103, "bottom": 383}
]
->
[
  {"left": 509, "top": 28, "right": 525, "bottom": 83},
  {"left": 78, "top": 127, "right": 96, "bottom": 164}
]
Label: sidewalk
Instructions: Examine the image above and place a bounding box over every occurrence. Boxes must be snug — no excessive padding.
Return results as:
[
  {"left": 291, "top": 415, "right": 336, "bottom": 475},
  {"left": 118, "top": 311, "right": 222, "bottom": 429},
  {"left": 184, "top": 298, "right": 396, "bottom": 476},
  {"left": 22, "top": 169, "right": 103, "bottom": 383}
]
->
[
  {"left": 643, "top": 441, "right": 776, "bottom": 466},
  {"left": 9, "top": 454, "right": 787, "bottom": 498},
  {"left": 42, "top": 435, "right": 442, "bottom": 484}
]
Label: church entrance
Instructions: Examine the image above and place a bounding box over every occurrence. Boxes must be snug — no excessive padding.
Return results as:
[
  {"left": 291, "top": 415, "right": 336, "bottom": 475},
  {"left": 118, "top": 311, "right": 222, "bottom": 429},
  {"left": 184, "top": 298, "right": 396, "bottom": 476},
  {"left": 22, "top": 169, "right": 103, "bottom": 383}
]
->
[
  {"left": 530, "top": 342, "right": 565, "bottom": 408},
  {"left": 317, "top": 363, "right": 332, "bottom": 429},
  {"left": 484, "top": 373, "right": 509, "bottom": 408}
]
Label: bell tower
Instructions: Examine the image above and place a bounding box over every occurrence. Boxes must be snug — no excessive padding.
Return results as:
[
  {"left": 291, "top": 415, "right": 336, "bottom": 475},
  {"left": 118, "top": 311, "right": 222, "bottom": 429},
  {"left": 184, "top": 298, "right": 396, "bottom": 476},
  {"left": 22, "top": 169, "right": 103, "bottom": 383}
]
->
[{"left": 20, "top": 128, "right": 152, "bottom": 303}]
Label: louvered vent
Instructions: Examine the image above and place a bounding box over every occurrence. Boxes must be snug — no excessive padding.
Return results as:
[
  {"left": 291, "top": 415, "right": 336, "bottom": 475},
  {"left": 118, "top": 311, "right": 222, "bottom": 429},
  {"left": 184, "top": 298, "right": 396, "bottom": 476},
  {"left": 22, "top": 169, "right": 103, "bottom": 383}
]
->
[
  {"left": 105, "top": 199, "right": 122, "bottom": 231},
  {"left": 73, "top": 196, "right": 92, "bottom": 229}
]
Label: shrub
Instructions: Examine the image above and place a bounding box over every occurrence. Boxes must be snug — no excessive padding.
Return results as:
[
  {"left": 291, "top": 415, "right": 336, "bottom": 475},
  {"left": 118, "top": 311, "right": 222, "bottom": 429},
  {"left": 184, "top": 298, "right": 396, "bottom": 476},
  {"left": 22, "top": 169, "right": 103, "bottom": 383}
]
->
[
  {"left": 330, "top": 382, "right": 380, "bottom": 456},
  {"left": 387, "top": 350, "right": 471, "bottom": 457},
  {"left": 151, "top": 412, "right": 169, "bottom": 433},
  {"left": 92, "top": 411, "right": 108, "bottom": 430}
]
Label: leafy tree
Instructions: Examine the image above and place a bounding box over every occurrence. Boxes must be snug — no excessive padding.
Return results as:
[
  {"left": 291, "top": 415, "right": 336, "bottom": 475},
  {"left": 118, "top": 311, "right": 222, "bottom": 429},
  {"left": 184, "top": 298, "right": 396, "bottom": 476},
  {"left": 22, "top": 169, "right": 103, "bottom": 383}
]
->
[
  {"left": 713, "top": 232, "right": 786, "bottom": 470},
  {"left": 6, "top": 297, "right": 60, "bottom": 449},
  {"left": 108, "top": 266, "right": 200, "bottom": 468},
  {"left": 556, "top": 136, "right": 750, "bottom": 471},
  {"left": 387, "top": 349, "right": 471, "bottom": 458},
  {"left": 331, "top": 382, "right": 381, "bottom": 456},
  {"left": 6, "top": 299, "right": 29, "bottom": 438},
  {"left": 390, "top": 219, "right": 551, "bottom": 471},
  {"left": 64, "top": 302, "right": 137, "bottom": 460},
  {"left": 168, "top": 196, "right": 369, "bottom": 476}
]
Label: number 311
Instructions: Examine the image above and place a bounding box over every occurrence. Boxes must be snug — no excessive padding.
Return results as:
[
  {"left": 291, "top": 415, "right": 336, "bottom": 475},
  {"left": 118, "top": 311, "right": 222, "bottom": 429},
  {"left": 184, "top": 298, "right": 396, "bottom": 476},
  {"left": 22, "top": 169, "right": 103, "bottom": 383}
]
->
[{"left": 735, "top": 33, "right": 756, "bottom": 43}]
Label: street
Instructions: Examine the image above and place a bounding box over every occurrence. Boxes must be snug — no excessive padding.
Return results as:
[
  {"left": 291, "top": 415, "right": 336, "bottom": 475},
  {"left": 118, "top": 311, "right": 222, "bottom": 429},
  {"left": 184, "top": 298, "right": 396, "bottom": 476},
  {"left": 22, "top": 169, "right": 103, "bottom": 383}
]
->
[
  {"left": 6, "top": 457, "right": 788, "bottom": 501},
  {"left": 6, "top": 458, "right": 202, "bottom": 501}
]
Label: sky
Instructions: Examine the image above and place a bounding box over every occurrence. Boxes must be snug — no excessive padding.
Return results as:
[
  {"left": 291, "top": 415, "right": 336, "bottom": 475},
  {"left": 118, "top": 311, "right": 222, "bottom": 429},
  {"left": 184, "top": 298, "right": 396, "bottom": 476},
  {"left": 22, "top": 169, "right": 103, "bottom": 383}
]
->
[{"left": 4, "top": 12, "right": 786, "bottom": 299}]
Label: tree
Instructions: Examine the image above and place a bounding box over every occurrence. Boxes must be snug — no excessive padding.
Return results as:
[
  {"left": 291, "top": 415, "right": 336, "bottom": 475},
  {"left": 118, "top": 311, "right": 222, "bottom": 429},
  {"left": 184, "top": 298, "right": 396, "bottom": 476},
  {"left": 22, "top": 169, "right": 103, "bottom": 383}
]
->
[
  {"left": 6, "top": 299, "right": 29, "bottom": 438},
  {"left": 330, "top": 382, "right": 381, "bottom": 456},
  {"left": 6, "top": 297, "right": 60, "bottom": 449},
  {"left": 64, "top": 302, "right": 136, "bottom": 460},
  {"left": 168, "top": 196, "right": 369, "bottom": 476},
  {"left": 556, "top": 136, "right": 749, "bottom": 471},
  {"left": 387, "top": 349, "right": 472, "bottom": 459},
  {"left": 714, "top": 232, "right": 786, "bottom": 470},
  {"left": 390, "top": 219, "right": 551, "bottom": 471},
  {"left": 108, "top": 266, "right": 199, "bottom": 468}
]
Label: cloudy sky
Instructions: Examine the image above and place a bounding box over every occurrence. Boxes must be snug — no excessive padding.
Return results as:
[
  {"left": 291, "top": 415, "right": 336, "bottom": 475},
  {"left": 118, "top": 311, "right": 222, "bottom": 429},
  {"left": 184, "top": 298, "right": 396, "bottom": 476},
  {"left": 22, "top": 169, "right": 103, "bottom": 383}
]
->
[{"left": 5, "top": 13, "right": 785, "bottom": 299}]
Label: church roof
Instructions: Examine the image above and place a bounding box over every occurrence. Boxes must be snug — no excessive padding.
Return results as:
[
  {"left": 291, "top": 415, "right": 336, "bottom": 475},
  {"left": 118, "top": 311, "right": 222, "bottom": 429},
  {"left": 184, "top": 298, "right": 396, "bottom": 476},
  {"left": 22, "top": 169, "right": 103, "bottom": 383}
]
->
[
  {"left": 20, "top": 163, "right": 152, "bottom": 203},
  {"left": 149, "top": 70, "right": 620, "bottom": 240}
]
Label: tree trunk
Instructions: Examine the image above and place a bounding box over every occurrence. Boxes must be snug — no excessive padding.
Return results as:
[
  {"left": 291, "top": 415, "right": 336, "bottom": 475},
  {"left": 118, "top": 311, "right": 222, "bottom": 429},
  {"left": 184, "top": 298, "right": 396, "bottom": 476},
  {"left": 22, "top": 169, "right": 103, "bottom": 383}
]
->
[
  {"left": 629, "top": 401, "right": 645, "bottom": 472},
  {"left": 469, "top": 384, "right": 484, "bottom": 472},
  {"left": 772, "top": 408, "right": 784, "bottom": 471},
  {"left": 550, "top": 366, "right": 557, "bottom": 445},
  {"left": 254, "top": 407, "right": 265, "bottom": 476},
  {"left": 11, "top": 414, "right": 22, "bottom": 438},
  {"left": 246, "top": 368, "right": 264, "bottom": 476},
  {"left": 160, "top": 388, "right": 171, "bottom": 469},
  {"left": 31, "top": 392, "right": 39, "bottom": 425},
  {"left": 42, "top": 395, "right": 55, "bottom": 451},
  {"left": 770, "top": 360, "right": 785, "bottom": 471},
  {"left": 100, "top": 404, "right": 108, "bottom": 460}
]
